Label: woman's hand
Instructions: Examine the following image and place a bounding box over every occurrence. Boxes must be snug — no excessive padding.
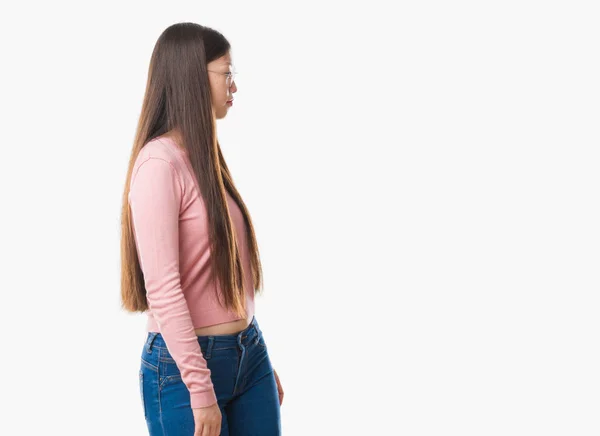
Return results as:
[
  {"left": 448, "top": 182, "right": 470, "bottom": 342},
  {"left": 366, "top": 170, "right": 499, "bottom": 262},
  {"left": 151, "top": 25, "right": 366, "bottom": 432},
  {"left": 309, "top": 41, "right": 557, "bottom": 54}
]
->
[
  {"left": 273, "top": 368, "right": 284, "bottom": 406},
  {"left": 192, "top": 402, "right": 222, "bottom": 436}
]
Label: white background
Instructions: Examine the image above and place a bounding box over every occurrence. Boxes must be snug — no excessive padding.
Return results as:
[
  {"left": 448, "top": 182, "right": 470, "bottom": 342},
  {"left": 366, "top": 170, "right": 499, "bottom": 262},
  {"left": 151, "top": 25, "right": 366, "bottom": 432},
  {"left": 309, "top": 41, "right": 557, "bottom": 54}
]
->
[{"left": 1, "top": 1, "right": 599, "bottom": 435}]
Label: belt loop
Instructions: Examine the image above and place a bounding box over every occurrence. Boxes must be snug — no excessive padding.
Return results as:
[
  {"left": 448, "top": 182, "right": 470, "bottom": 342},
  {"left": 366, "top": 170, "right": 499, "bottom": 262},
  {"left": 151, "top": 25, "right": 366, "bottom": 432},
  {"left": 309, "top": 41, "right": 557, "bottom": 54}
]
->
[
  {"left": 205, "top": 336, "right": 214, "bottom": 360},
  {"left": 145, "top": 332, "right": 158, "bottom": 354}
]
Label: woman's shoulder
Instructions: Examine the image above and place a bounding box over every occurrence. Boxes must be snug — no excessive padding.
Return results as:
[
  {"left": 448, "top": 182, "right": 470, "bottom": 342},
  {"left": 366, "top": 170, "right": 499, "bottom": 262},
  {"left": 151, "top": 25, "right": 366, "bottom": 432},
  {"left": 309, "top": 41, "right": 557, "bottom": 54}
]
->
[
  {"left": 133, "top": 136, "right": 186, "bottom": 171},
  {"left": 130, "top": 137, "right": 188, "bottom": 191},
  {"left": 143, "top": 136, "right": 184, "bottom": 159}
]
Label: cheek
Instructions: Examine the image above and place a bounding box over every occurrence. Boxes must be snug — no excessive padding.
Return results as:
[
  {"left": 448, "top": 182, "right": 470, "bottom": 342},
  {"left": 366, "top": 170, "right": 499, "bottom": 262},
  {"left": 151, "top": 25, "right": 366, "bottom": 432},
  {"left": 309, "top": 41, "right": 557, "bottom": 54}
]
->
[
  {"left": 209, "top": 83, "right": 223, "bottom": 100},
  {"left": 211, "top": 92, "right": 227, "bottom": 106},
  {"left": 209, "top": 83, "right": 229, "bottom": 106}
]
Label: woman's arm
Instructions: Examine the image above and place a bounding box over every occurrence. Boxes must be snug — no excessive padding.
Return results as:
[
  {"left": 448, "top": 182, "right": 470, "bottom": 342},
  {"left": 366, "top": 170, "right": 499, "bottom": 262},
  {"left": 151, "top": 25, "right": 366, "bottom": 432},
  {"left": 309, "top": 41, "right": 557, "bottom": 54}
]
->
[{"left": 129, "top": 156, "right": 217, "bottom": 409}]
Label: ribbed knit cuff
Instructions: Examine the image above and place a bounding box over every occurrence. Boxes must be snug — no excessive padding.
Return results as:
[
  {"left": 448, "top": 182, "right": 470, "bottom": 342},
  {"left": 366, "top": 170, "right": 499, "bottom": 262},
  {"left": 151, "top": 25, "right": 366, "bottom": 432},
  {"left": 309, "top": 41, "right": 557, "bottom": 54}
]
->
[{"left": 190, "top": 388, "right": 218, "bottom": 409}]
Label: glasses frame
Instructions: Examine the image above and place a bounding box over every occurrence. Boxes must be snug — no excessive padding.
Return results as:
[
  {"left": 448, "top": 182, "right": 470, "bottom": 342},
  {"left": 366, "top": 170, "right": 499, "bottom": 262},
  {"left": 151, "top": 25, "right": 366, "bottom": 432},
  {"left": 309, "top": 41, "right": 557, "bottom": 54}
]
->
[{"left": 207, "top": 67, "right": 237, "bottom": 87}]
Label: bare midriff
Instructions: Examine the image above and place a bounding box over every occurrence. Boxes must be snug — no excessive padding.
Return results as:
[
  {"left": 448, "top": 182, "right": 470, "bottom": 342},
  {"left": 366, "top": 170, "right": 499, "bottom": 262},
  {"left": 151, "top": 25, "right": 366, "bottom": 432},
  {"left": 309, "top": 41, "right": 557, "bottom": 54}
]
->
[{"left": 193, "top": 317, "right": 251, "bottom": 337}]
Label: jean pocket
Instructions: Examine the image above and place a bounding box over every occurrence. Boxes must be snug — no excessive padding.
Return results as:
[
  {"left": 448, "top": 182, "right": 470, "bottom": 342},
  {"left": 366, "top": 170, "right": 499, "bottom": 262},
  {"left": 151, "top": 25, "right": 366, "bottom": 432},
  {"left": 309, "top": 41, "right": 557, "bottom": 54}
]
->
[
  {"left": 159, "top": 373, "right": 183, "bottom": 391},
  {"left": 157, "top": 348, "right": 182, "bottom": 390},
  {"left": 139, "top": 370, "right": 146, "bottom": 418}
]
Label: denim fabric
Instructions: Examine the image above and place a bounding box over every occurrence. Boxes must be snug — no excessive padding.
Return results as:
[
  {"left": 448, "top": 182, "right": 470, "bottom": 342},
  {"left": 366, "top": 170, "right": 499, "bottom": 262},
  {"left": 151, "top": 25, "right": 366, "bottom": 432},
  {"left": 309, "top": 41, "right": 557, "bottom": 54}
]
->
[{"left": 138, "top": 316, "right": 281, "bottom": 435}]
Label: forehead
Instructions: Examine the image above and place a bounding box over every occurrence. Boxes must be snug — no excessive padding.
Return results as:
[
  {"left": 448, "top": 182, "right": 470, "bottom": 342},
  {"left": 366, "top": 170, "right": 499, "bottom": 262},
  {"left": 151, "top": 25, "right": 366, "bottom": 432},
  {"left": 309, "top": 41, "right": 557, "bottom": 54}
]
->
[{"left": 210, "top": 53, "right": 232, "bottom": 68}]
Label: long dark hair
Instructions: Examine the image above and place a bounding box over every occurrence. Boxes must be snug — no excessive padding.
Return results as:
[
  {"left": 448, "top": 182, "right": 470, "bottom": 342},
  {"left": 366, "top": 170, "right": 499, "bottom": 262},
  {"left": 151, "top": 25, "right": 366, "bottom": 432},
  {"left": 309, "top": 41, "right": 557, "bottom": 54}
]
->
[{"left": 120, "top": 22, "right": 263, "bottom": 318}]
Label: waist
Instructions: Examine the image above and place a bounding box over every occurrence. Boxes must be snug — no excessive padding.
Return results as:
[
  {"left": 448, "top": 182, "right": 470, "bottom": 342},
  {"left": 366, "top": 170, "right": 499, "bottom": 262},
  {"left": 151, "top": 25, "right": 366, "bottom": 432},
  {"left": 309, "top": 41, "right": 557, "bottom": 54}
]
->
[
  {"left": 193, "top": 317, "right": 252, "bottom": 336},
  {"left": 148, "top": 315, "right": 261, "bottom": 348}
]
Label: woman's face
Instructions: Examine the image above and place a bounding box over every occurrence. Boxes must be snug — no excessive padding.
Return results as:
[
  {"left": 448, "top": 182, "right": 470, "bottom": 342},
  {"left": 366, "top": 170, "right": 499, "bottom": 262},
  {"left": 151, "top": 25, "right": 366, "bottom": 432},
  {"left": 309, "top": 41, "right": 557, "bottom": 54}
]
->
[{"left": 208, "top": 52, "right": 237, "bottom": 119}]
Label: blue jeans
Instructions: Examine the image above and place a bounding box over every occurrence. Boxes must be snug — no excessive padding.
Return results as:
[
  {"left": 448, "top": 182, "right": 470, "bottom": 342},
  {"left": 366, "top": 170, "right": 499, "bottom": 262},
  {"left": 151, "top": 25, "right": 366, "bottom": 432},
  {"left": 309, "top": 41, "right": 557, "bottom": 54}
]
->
[{"left": 139, "top": 316, "right": 281, "bottom": 435}]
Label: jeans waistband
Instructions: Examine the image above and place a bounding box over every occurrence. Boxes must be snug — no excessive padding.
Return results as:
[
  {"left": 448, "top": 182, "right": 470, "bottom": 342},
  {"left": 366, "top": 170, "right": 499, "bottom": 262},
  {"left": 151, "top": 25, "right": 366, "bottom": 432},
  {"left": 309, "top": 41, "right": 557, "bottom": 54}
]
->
[{"left": 144, "top": 315, "right": 260, "bottom": 353}]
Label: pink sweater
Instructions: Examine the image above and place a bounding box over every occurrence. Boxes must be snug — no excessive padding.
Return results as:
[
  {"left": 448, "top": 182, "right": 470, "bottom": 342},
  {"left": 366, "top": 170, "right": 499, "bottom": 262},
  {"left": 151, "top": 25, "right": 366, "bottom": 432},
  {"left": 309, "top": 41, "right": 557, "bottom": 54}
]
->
[{"left": 128, "top": 136, "right": 255, "bottom": 409}]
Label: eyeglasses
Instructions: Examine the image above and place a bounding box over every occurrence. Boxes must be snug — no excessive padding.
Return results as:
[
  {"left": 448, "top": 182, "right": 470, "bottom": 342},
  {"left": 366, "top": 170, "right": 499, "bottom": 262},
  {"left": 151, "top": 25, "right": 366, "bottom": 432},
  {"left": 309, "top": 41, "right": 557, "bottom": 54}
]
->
[{"left": 207, "top": 67, "right": 238, "bottom": 87}]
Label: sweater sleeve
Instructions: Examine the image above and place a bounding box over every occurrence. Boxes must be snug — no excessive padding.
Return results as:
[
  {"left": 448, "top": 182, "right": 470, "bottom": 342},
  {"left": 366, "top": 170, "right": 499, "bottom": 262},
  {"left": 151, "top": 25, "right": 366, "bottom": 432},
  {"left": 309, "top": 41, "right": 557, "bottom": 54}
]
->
[{"left": 128, "top": 157, "right": 218, "bottom": 409}]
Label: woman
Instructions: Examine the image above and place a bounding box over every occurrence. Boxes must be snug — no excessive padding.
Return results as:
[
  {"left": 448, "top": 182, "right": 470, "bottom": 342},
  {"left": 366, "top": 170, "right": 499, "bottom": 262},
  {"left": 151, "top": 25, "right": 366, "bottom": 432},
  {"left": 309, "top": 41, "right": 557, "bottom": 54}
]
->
[{"left": 120, "top": 22, "right": 283, "bottom": 435}]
